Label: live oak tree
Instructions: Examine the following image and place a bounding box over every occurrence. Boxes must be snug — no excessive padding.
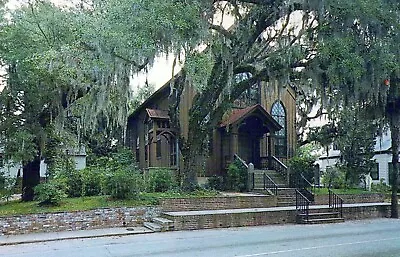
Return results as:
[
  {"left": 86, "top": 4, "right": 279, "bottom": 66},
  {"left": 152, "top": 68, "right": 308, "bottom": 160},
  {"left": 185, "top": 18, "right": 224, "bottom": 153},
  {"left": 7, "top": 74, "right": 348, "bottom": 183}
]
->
[
  {"left": 310, "top": 105, "right": 379, "bottom": 186},
  {"left": 308, "top": 0, "right": 400, "bottom": 217},
  {"left": 168, "top": 0, "right": 320, "bottom": 190},
  {"left": 0, "top": 0, "right": 207, "bottom": 200}
]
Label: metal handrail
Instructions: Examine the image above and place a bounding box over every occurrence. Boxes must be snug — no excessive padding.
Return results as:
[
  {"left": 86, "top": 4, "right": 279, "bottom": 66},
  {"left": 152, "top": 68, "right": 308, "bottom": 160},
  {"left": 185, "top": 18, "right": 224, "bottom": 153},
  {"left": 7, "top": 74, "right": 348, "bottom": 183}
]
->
[
  {"left": 300, "top": 173, "right": 315, "bottom": 194},
  {"left": 271, "top": 156, "right": 288, "bottom": 182},
  {"left": 234, "top": 154, "right": 248, "bottom": 169},
  {"left": 296, "top": 189, "right": 311, "bottom": 222},
  {"left": 329, "top": 189, "right": 344, "bottom": 218},
  {"left": 264, "top": 173, "right": 278, "bottom": 195}
]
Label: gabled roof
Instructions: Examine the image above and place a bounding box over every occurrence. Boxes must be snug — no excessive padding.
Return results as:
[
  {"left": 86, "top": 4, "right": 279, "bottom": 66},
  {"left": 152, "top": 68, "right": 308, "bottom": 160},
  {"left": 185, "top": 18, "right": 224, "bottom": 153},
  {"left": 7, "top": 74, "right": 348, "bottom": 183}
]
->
[
  {"left": 146, "top": 108, "right": 169, "bottom": 120},
  {"left": 220, "top": 104, "right": 282, "bottom": 132}
]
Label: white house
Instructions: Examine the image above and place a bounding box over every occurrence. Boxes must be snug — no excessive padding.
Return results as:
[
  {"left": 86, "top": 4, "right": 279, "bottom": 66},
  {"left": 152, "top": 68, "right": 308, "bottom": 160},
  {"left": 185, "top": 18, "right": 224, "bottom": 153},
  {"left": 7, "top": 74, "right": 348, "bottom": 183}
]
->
[
  {"left": 316, "top": 130, "right": 395, "bottom": 185},
  {"left": 0, "top": 147, "right": 87, "bottom": 178}
]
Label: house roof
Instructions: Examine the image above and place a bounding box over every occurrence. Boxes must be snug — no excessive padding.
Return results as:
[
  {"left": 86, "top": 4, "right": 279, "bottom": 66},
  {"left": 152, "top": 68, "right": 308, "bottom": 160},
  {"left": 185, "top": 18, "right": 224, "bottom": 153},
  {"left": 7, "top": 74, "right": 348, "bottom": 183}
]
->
[
  {"left": 220, "top": 104, "right": 282, "bottom": 132},
  {"left": 146, "top": 108, "right": 169, "bottom": 120}
]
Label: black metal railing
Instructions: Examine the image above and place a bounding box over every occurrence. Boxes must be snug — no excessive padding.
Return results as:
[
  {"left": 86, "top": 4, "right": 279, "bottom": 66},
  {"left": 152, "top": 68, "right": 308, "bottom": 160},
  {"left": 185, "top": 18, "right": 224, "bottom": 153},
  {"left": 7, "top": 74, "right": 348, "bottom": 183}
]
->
[
  {"left": 270, "top": 156, "right": 288, "bottom": 182},
  {"left": 291, "top": 173, "right": 315, "bottom": 202},
  {"left": 296, "top": 189, "right": 311, "bottom": 222},
  {"left": 234, "top": 154, "right": 253, "bottom": 190},
  {"left": 329, "top": 189, "right": 343, "bottom": 218},
  {"left": 300, "top": 173, "right": 315, "bottom": 202},
  {"left": 234, "top": 154, "right": 248, "bottom": 169},
  {"left": 264, "top": 173, "right": 278, "bottom": 195}
]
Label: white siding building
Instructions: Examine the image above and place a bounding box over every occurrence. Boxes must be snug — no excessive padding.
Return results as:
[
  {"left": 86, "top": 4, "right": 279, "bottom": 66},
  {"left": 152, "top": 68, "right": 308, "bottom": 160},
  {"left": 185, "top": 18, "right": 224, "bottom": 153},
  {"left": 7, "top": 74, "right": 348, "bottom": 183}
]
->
[
  {"left": 0, "top": 147, "right": 86, "bottom": 178},
  {"left": 316, "top": 130, "right": 394, "bottom": 185}
]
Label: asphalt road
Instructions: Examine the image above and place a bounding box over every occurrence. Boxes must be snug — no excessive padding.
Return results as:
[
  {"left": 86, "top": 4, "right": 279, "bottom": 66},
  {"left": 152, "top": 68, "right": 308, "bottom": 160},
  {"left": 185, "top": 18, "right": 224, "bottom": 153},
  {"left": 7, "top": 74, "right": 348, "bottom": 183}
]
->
[{"left": 1, "top": 219, "right": 400, "bottom": 257}]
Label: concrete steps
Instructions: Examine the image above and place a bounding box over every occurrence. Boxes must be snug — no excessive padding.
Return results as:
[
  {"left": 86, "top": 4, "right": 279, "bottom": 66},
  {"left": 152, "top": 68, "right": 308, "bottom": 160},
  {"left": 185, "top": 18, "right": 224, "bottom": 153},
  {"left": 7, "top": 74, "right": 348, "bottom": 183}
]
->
[
  {"left": 252, "top": 169, "right": 288, "bottom": 190},
  {"left": 144, "top": 217, "right": 174, "bottom": 232},
  {"left": 297, "top": 211, "right": 344, "bottom": 224}
]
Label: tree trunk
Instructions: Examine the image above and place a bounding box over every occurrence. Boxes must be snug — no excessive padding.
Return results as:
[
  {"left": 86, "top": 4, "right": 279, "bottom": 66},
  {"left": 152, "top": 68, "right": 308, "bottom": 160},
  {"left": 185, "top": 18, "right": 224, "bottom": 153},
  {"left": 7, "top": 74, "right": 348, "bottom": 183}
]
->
[
  {"left": 181, "top": 147, "right": 198, "bottom": 191},
  {"left": 22, "top": 157, "right": 41, "bottom": 201},
  {"left": 389, "top": 119, "right": 399, "bottom": 218},
  {"left": 387, "top": 70, "right": 400, "bottom": 218}
]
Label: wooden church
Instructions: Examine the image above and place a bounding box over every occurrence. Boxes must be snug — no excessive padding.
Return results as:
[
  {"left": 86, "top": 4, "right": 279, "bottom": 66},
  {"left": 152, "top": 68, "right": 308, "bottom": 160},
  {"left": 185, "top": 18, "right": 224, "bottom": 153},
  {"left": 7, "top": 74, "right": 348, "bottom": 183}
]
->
[{"left": 126, "top": 74, "right": 297, "bottom": 177}]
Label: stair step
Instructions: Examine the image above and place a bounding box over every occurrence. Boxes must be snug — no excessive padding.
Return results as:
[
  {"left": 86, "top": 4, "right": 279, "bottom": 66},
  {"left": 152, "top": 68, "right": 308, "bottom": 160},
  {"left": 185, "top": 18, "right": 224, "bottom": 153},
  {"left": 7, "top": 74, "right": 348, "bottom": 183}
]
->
[
  {"left": 143, "top": 222, "right": 162, "bottom": 232},
  {"left": 153, "top": 217, "right": 174, "bottom": 225},
  {"left": 299, "top": 217, "right": 345, "bottom": 224}
]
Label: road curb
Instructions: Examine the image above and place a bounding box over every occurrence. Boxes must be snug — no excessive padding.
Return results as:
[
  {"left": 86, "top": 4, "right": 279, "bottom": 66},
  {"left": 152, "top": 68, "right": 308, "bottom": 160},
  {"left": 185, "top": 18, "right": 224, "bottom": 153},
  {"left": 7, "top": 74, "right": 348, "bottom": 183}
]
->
[{"left": 0, "top": 227, "right": 154, "bottom": 246}]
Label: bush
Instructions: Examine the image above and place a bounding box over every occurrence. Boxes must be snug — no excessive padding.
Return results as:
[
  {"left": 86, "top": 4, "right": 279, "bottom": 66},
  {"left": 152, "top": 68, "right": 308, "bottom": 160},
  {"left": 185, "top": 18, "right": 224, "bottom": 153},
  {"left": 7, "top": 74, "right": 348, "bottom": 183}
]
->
[
  {"left": 371, "top": 179, "right": 391, "bottom": 193},
  {"left": 0, "top": 174, "right": 17, "bottom": 202},
  {"left": 146, "top": 169, "right": 177, "bottom": 192},
  {"left": 206, "top": 175, "right": 225, "bottom": 191},
  {"left": 56, "top": 167, "right": 83, "bottom": 197},
  {"left": 288, "top": 144, "right": 318, "bottom": 186},
  {"left": 34, "top": 181, "right": 66, "bottom": 206},
  {"left": 81, "top": 168, "right": 103, "bottom": 196},
  {"left": 226, "top": 159, "right": 247, "bottom": 192},
  {"left": 103, "top": 169, "right": 144, "bottom": 199},
  {"left": 322, "top": 167, "right": 346, "bottom": 189}
]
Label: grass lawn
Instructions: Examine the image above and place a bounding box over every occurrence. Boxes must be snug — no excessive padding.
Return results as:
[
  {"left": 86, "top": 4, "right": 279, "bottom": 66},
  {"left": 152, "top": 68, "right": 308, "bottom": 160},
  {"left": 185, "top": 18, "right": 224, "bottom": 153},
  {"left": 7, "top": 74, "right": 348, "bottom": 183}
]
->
[
  {"left": 0, "top": 190, "right": 219, "bottom": 217},
  {"left": 314, "top": 187, "right": 385, "bottom": 195}
]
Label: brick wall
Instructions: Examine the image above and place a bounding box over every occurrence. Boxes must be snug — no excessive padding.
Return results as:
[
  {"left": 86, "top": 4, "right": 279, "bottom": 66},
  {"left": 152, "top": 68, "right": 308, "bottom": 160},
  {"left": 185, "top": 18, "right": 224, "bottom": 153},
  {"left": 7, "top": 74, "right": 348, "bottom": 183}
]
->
[
  {"left": 314, "top": 193, "right": 386, "bottom": 205},
  {"left": 160, "top": 195, "right": 277, "bottom": 212},
  {"left": 167, "top": 204, "right": 398, "bottom": 231},
  {"left": 0, "top": 206, "right": 160, "bottom": 236},
  {"left": 167, "top": 210, "right": 295, "bottom": 230}
]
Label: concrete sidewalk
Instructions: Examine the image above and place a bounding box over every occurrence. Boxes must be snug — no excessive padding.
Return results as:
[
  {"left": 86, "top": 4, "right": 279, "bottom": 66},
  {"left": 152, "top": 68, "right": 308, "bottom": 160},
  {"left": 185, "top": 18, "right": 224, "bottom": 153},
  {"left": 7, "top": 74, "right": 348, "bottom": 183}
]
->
[{"left": 0, "top": 226, "right": 153, "bottom": 246}]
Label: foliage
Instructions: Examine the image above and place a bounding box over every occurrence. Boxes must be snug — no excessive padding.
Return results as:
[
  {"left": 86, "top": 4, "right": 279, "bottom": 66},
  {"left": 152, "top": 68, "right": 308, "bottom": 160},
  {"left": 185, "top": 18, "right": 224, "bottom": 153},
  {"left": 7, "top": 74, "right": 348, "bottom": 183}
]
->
[
  {"left": 103, "top": 169, "right": 144, "bottom": 199},
  {"left": 309, "top": 0, "right": 399, "bottom": 216},
  {"left": 226, "top": 159, "right": 247, "bottom": 192},
  {"left": 205, "top": 175, "right": 225, "bottom": 191},
  {"left": 0, "top": 171, "right": 17, "bottom": 202},
  {"left": 322, "top": 167, "right": 346, "bottom": 189},
  {"left": 55, "top": 158, "right": 83, "bottom": 197},
  {"left": 314, "top": 187, "right": 376, "bottom": 195},
  {"left": 310, "top": 106, "right": 379, "bottom": 186},
  {"left": 288, "top": 144, "right": 319, "bottom": 185},
  {"left": 0, "top": 0, "right": 208, "bottom": 197},
  {"left": 34, "top": 181, "right": 66, "bottom": 206},
  {"left": 146, "top": 169, "right": 177, "bottom": 193},
  {"left": 80, "top": 168, "right": 103, "bottom": 197},
  {"left": 371, "top": 179, "right": 391, "bottom": 194}
]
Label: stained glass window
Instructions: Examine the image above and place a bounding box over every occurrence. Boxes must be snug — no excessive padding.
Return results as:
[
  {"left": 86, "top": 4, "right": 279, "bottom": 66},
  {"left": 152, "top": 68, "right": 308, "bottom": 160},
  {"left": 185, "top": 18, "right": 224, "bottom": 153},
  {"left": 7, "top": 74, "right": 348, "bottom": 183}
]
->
[{"left": 271, "top": 101, "right": 287, "bottom": 157}]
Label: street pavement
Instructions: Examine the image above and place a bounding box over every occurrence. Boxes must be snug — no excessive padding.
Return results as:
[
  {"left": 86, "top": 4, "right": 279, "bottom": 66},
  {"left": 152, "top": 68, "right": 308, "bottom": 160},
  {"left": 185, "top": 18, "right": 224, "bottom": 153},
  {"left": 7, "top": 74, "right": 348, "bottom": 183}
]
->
[{"left": 1, "top": 218, "right": 400, "bottom": 257}]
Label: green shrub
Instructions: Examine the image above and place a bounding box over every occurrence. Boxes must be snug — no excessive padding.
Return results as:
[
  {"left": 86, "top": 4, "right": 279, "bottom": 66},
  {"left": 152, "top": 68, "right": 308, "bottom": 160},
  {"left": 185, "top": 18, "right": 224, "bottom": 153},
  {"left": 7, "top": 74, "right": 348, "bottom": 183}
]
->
[
  {"left": 147, "top": 169, "right": 177, "bottom": 192},
  {"left": 226, "top": 159, "right": 247, "bottom": 192},
  {"left": 56, "top": 167, "right": 83, "bottom": 197},
  {"left": 103, "top": 169, "right": 144, "bottom": 199},
  {"left": 34, "top": 181, "right": 66, "bottom": 206},
  {"left": 0, "top": 174, "right": 17, "bottom": 202},
  {"left": 371, "top": 178, "right": 391, "bottom": 193},
  {"left": 81, "top": 168, "right": 103, "bottom": 196},
  {"left": 322, "top": 167, "right": 346, "bottom": 189},
  {"left": 206, "top": 175, "right": 225, "bottom": 191},
  {"left": 288, "top": 144, "right": 318, "bottom": 186}
]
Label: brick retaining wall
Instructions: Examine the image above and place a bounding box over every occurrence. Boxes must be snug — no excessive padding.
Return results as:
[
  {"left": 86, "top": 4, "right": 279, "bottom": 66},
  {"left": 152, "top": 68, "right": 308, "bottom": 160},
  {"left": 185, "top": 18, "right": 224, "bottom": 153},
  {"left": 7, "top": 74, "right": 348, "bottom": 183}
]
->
[
  {"left": 0, "top": 206, "right": 160, "bottom": 236},
  {"left": 167, "top": 204, "right": 397, "bottom": 231},
  {"left": 314, "top": 193, "right": 386, "bottom": 205},
  {"left": 160, "top": 195, "right": 277, "bottom": 212}
]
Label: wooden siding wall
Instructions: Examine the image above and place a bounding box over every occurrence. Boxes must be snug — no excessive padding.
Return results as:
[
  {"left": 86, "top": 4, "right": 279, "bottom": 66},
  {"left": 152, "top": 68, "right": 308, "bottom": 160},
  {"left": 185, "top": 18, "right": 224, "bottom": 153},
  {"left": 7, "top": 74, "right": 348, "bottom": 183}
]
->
[
  {"left": 128, "top": 78, "right": 297, "bottom": 174},
  {"left": 261, "top": 81, "right": 297, "bottom": 159}
]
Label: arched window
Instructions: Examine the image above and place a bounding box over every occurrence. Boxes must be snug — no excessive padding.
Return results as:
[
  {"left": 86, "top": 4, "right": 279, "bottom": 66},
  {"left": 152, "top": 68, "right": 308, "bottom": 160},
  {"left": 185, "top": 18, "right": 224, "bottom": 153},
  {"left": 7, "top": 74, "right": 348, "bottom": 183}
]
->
[
  {"left": 233, "top": 72, "right": 260, "bottom": 108},
  {"left": 271, "top": 101, "right": 287, "bottom": 157}
]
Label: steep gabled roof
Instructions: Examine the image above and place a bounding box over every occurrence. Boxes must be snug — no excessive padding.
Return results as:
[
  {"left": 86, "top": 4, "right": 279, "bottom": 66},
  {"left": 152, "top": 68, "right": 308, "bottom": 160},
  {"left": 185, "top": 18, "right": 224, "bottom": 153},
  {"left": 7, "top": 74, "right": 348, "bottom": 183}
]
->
[
  {"left": 220, "top": 104, "right": 282, "bottom": 132},
  {"left": 146, "top": 108, "right": 169, "bottom": 120}
]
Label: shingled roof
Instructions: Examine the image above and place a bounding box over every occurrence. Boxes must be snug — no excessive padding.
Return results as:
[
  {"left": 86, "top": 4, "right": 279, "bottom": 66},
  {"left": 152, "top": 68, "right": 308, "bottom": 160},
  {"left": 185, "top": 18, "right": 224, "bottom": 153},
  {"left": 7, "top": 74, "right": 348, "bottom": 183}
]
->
[
  {"left": 146, "top": 108, "right": 169, "bottom": 119},
  {"left": 220, "top": 104, "right": 281, "bottom": 132}
]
